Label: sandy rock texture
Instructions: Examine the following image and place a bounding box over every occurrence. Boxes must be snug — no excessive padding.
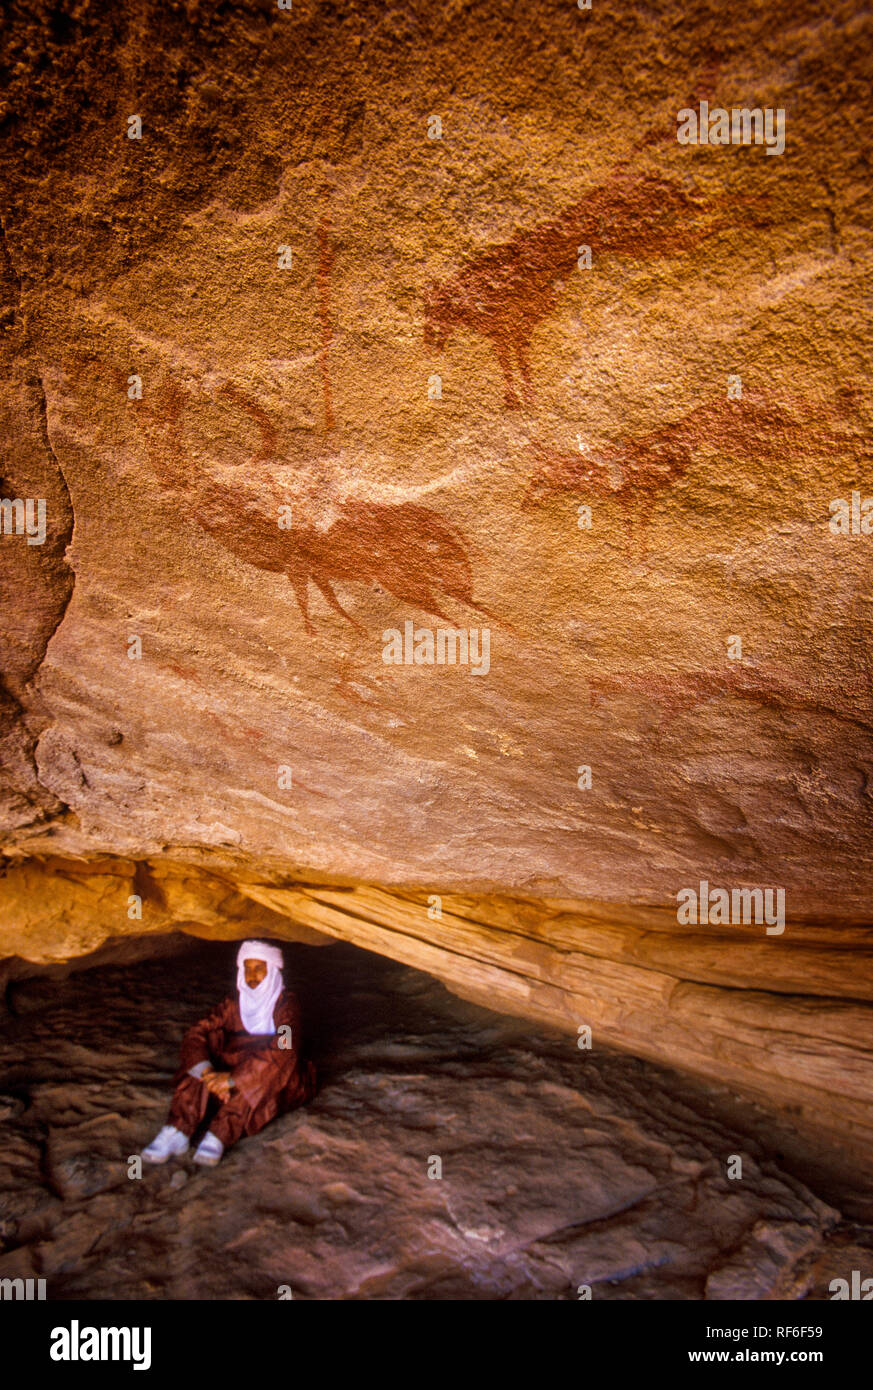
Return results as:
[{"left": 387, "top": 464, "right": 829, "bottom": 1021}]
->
[
  {"left": 1, "top": 941, "right": 869, "bottom": 1300},
  {"left": 1, "top": 1, "right": 872, "bottom": 1175}
]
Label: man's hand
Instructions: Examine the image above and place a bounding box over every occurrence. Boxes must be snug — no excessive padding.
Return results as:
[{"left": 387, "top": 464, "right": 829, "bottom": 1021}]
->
[{"left": 202, "top": 1069, "right": 233, "bottom": 1102}]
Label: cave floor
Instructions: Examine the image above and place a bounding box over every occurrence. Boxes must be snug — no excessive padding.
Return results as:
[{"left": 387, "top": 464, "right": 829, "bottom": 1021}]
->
[{"left": 0, "top": 940, "right": 870, "bottom": 1300}]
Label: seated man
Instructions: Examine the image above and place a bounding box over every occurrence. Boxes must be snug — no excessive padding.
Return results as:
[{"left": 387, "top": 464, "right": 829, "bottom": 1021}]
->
[{"left": 142, "top": 939, "right": 316, "bottom": 1168}]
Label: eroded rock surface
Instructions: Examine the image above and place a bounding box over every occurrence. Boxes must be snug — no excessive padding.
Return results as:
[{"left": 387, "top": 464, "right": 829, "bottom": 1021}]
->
[
  {"left": 0, "top": 941, "right": 870, "bottom": 1300},
  {"left": 2, "top": 859, "right": 872, "bottom": 1182},
  {"left": 2, "top": 0, "right": 872, "bottom": 898},
  {"left": 0, "top": 0, "right": 872, "bottom": 1203}
]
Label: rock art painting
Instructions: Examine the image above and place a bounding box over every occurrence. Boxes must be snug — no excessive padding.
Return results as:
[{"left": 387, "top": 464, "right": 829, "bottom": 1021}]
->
[
  {"left": 2, "top": 0, "right": 873, "bottom": 1323},
  {"left": 523, "top": 390, "right": 872, "bottom": 555},
  {"left": 423, "top": 169, "right": 759, "bottom": 408},
  {"left": 127, "top": 369, "right": 491, "bottom": 635}
]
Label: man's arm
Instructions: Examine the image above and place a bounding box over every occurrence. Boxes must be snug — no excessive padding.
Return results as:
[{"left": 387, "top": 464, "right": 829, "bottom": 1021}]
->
[{"left": 178, "top": 999, "right": 232, "bottom": 1075}]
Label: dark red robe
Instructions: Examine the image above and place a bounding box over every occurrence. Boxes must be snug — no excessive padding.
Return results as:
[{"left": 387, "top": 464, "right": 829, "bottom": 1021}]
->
[{"left": 167, "top": 990, "right": 317, "bottom": 1148}]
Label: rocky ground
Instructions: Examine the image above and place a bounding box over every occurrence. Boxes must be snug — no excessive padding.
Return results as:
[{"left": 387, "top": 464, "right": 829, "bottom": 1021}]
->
[{"left": 0, "top": 938, "right": 869, "bottom": 1300}]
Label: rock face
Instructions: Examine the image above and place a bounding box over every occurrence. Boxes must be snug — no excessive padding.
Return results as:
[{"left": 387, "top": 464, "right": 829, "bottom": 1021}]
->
[
  {"left": 1, "top": 1, "right": 872, "bottom": 1190},
  {"left": 2, "top": 858, "right": 872, "bottom": 1209},
  {"left": 1, "top": 941, "right": 868, "bottom": 1300}
]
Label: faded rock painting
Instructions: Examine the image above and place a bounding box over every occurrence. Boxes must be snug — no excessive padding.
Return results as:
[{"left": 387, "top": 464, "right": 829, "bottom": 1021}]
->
[
  {"left": 423, "top": 169, "right": 753, "bottom": 409},
  {"left": 127, "top": 372, "right": 490, "bottom": 636}
]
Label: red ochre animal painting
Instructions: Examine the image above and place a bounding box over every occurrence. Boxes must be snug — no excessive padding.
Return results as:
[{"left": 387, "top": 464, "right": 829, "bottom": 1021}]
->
[
  {"left": 522, "top": 389, "right": 871, "bottom": 556},
  {"left": 128, "top": 375, "right": 492, "bottom": 635},
  {"left": 584, "top": 656, "right": 873, "bottom": 746},
  {"left": 423, "top": 171, "right": 735, "bottom": 409}
]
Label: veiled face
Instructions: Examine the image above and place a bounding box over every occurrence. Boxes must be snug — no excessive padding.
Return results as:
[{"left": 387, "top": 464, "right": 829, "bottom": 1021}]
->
[{"left": 243, "top": 958, "right": 268, "bottom": 987}]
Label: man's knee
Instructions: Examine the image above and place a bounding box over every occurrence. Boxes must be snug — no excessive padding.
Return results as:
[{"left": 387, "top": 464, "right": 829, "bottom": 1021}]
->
[
  {"left": 210, "top": 1098, "right": 254, "bottom": 1146},
  {"left": 168, "top": 1074, "right": 209, "bottom": 1135}
]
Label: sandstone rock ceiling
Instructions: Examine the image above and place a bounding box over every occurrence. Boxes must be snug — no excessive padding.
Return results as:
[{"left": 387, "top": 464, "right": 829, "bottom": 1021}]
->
[{"left": 0, "top": 1, "right": 871, "bottom": 1165}]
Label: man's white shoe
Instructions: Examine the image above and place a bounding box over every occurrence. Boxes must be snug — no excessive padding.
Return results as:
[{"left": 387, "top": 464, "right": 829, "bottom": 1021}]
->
[
  {"left": 142, "top": 1125, "right": 189, "bottom": 1164},
  {"left": 192, "top": 1131, "right": 224, "bottom": 1168}
]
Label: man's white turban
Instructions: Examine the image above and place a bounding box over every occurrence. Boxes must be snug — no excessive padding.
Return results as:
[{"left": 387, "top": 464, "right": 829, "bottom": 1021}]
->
[
  {"left": 236, "top": 940, "right": 284, "bottom": 972},
  {"left": 236, "top": 940, "right": 285, "bottom": 1035}
]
